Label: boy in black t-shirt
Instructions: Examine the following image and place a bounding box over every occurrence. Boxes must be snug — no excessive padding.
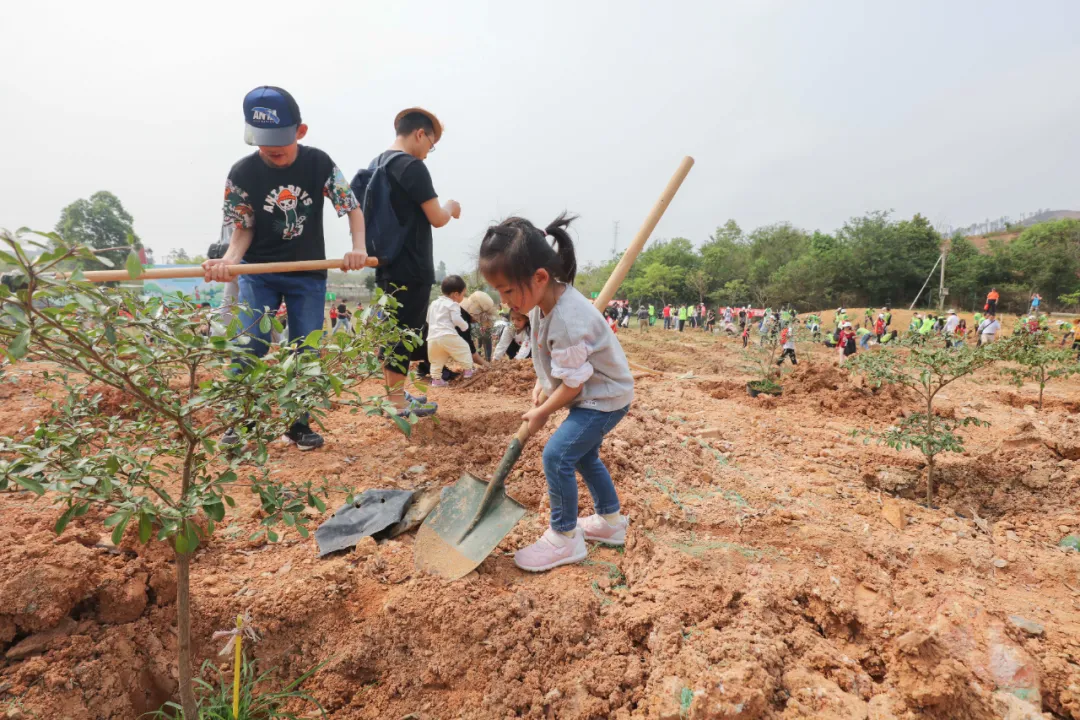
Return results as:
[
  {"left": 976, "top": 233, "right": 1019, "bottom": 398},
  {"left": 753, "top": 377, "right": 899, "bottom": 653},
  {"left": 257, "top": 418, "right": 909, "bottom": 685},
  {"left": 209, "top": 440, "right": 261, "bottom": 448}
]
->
[
  {"left": 364, "top": 108, "right": 460, "bottom": 418},
  {"left": 204, "top": 86, "right": 367, "bottom": 451}
]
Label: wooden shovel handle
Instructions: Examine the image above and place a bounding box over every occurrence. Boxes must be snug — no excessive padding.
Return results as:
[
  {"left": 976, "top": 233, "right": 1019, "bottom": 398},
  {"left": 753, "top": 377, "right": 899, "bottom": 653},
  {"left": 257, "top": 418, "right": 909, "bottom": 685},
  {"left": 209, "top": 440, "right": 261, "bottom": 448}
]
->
[
  {"left": 56, "top": 257, "right": 379, "bottom": 283},
  {"left": 593, "top": 156, "right": 694, "bottom": 310},
  {"left": 525, "top": 158, "right": 695, "bottom": 429},
  {"left": 457, "top": 158, "right": 695, "bottom": 545}
]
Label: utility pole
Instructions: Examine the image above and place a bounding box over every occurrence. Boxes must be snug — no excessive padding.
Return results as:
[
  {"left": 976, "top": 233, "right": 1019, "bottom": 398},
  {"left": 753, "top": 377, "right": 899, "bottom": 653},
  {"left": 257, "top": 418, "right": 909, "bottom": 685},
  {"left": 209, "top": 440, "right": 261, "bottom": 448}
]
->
[
  {"left": 938, "top": 249, "right": 947, "bottom": 312},
  {"left": 612, "top": 221, "right": 620, "bottom": 258}
]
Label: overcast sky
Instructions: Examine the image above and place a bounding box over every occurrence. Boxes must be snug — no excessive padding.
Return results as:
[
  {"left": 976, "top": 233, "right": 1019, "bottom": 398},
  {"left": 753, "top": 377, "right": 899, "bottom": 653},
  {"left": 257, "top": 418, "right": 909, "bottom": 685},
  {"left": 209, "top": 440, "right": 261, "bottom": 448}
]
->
[{"left": 2, "top": 1, "right": 1077, "bottom": 271}]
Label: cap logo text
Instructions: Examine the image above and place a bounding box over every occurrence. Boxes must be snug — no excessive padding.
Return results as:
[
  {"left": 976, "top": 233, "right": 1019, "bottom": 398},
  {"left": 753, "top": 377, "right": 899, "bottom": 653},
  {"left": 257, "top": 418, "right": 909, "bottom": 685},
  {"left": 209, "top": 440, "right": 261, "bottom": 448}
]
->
[{"left": 250, "top": 107, "right": 280, "bottom": 125}]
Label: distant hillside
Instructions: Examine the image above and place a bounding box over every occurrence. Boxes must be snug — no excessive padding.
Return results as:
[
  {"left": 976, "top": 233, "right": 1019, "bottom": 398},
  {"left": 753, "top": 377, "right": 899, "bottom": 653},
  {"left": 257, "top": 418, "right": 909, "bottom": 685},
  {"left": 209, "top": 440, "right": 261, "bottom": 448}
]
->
[
  {"left": 965, "top": 231, "right": 1019, "bottom": 253},
  {"left": 1021, "top": 209, "right": 1080, "bottom": 225},
  {"left": 952, "top": 209, "right": 1080, "bottom": 237},
  {"left": 957, "top": 210, "right": 1079, "bottom": 253}
]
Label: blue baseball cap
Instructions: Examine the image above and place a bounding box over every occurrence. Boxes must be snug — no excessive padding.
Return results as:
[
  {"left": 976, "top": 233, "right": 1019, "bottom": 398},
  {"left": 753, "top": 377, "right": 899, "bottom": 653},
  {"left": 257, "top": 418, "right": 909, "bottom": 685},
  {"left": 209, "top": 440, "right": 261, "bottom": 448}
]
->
[{"left": 242, "top": 86, "right": 302, "bottom": 147}]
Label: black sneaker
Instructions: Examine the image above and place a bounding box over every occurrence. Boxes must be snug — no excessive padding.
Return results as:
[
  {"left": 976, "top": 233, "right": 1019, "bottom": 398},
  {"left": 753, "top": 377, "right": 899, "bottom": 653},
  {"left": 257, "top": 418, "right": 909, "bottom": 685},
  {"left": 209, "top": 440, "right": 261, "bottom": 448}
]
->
[
  {"left": 285, "top": 423, "right": 324, "bottom": 451},
  {"left": 220, "top": 428, "right": 247, "bottom": 451}
]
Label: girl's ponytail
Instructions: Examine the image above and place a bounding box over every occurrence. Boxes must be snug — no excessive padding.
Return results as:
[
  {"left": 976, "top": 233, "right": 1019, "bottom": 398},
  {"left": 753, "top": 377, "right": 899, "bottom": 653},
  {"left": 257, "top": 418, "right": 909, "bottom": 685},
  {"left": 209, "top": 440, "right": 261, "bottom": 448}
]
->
[
  {"left": 545, "top": 213, "right": 578, "bottom": 285},
  {"left": 479, "top": 212, "right": 579, "bottom": 288}
]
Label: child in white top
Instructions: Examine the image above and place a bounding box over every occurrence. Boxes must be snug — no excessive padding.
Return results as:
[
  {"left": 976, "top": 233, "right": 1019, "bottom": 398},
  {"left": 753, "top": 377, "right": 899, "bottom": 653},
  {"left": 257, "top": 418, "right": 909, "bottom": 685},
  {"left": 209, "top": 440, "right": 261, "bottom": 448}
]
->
[
  {"left": 426, "top": 275, "right": 473, "bottom": 387},
  {"left": 480, "top": 213, "right": 634, "bottom": 573},
  {"left": 492, "top": 309, "right": 532, "bottom": 361}
]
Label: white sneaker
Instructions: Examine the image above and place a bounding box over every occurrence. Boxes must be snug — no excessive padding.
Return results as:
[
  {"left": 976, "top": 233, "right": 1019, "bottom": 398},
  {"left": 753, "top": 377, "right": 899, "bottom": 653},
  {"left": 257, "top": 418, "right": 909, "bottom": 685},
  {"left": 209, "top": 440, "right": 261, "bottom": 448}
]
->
[
  {"left": 513, "top": 527, "right": 588, "bottom": 572},
  {"left": 578, "top": 514, "right": 629, "bottom": 546}
]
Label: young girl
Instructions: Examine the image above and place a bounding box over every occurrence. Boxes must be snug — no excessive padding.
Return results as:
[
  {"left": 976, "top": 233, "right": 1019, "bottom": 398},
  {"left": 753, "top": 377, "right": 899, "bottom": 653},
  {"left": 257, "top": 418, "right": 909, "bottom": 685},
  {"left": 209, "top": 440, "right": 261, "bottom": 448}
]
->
[
  {"left": 479, "top": 213, "right": 634, "bottom": 572},
  {"left": 493, "top": 309, "right": 532, "bottom": 361}
]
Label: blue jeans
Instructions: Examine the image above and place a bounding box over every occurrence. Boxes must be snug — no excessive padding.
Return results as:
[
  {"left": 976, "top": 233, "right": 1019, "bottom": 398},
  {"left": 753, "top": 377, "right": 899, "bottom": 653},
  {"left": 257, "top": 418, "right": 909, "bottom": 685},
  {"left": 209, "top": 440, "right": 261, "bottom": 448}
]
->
[
  {"left": 543, "top": 404, "right": 629, "bottom": 532},
  {"left": 235, "top": 272, "right": 326, "bottom": 427},
  {"left": 859, "top": 333, "right": 871, "bottom": 349},
  {"left": 236, "top": 272, "right": 326, "bottom": 358}
]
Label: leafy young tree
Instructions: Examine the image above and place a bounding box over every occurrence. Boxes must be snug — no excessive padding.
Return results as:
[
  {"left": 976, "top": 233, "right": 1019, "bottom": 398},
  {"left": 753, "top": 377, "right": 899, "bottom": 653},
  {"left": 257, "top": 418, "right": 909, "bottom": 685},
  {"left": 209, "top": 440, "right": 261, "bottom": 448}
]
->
[
  {"left": 746, "top": 222, "right": 808, "bottom": 290},
  {"left": 1007, "top": 219, "right": 1080, "bottom": 307},
  {"left": 0, "top": 229, "right": 419, "bottom": 718},
  {"left": 435, "top": 260, "right": 447, "bottom": 283},
  {"left": 54, "top": 191, "right": 141, "bottom": 270},
  {"left": 741, "top": 327, "right": 782, "bottom": 395},
  {"left": 998, "top": 330, "right": 1080, "bottom": 410},
  {"left": 1058, "top": 290, "right": 1080, "bottom": 311},
  {"left": 362, "top": 271, "right": 377, "bottom": 294},
  {"left": 846, "top": 340, "right": 996, "bottom": 506},
  {"left": 941, "top": 234, "right": 988, "bottom": 310},
  {"left": 573, "top": 256, "right": 619, "bottom": 300},
  {"left": 166, "top": 248, "right": 193, "bottom": 264},
  {"left": 841, "top": 212, "right": 941, "bottom": 306},
  {"left": 623, "top": 262, "right": 684, "bottom": 305},
  {"left": 700, "top": 220, "right": 750, "bottom": 289},
  {"left": 685, "top": 268, "right": 711, "bottom": 303},
  {"left": 764, "top": 231, "right": 851, "bottom": 310},
  {"left": 638, "top": 237, "right": 699, "bottom": 271},
  {"left": 710, "top": 279, "right": 750, "bottom": 307}
]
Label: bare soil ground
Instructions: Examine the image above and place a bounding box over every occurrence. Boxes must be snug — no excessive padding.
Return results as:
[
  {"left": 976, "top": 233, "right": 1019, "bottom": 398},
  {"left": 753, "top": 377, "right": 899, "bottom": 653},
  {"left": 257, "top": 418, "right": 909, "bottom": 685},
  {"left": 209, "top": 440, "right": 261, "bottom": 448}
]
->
[{"left": 2, "top": 327, "right": 1080, "bottom": 719}]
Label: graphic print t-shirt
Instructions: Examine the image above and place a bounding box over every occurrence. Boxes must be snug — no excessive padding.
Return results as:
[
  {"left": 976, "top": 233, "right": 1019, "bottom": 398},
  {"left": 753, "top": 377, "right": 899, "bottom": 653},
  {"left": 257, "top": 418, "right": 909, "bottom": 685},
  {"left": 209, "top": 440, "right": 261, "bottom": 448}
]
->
[
  {"left": 223, "top": 145, "right": 358, "bottom": 276},
  {"left": 376, "top": 151, "right": 438, "bottom": 287}
]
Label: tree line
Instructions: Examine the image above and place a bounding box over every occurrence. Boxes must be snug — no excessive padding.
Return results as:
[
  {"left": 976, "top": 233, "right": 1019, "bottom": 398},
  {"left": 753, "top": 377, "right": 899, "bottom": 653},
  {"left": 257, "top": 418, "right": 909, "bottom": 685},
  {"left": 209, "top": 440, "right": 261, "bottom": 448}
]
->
[
  {"left": 19, "top": 192, "right": 1080, "bottom": 316},
  {"left": 574, "top": 212, "right": 1080, "bottom": 314}
]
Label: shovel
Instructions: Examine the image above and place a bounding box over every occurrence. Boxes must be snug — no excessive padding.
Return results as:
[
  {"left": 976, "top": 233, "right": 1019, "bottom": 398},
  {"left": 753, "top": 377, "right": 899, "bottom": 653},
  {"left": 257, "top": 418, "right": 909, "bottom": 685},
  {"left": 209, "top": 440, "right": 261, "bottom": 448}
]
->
[
  {"left": 414, "top": 155, "right": 695, "bottom": 579},
  {"left": 414, "top": 422, "right": 531, "bottom": 579},
  {"left": 55, "top": 256, "right": 378, "bottom": 283}
]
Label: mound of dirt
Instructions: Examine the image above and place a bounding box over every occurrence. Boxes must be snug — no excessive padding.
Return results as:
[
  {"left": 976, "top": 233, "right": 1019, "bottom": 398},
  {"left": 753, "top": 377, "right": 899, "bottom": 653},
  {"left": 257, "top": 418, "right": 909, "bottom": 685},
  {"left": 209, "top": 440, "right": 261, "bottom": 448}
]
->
[
  {"left": 629, "top": 349, "right": 673, "bottom": 372},
  {"left": 3, "top": 338, "right": 1080, "bottom": 719},
  {"left": 995, "top": 390, "right": 1080, "bottom": 413},
  {"left": 85, "top": 383, "right": 139, "bottom": 418},
  {"left": 698, "top": 379, "right": 744, "bottom": 400},
  {"left": 457, "top": 362, "right": 535, "bottom": 395},
  {"left": 783, "top": 362, "right": 850, "bottom": 396},
  {"left": 774, "top": 363, "right": 915, "bottom": 421}
]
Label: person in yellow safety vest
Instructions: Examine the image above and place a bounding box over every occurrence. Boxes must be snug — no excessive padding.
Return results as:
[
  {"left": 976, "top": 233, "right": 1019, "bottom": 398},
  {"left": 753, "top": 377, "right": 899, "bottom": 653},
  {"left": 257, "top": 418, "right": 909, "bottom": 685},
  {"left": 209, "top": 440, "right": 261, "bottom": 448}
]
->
[
  {"left": 834, "top": 307, "right": 847, "bottom": 330},
  {"left": 919, "top": 314, "right": 936, "bottom": 335}
]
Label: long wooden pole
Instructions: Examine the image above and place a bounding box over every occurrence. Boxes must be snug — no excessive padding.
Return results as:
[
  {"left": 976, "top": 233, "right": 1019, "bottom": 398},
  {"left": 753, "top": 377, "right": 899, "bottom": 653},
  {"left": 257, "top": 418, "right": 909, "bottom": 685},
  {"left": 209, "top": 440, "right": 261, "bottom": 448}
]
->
[
  {"left": 593, "top": 156, "right": 695, "bottom": 310},
  {"left": 501, "top": 156, "right": 696, "bottom": 486},
  {"left": 56, "top": 257, "right": 378, "bottom": 283},
  {"left": 908, "top": 253, "right": 942, "bottom": 311}
]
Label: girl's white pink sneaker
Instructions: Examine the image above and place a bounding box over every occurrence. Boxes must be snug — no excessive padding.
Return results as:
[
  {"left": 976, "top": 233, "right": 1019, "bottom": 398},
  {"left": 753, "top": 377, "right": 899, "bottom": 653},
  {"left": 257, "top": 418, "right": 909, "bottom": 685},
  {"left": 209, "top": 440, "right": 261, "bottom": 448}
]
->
[
  {"left": 513, "top": 527, "right": 587, "bottom": 572},
  {"left": 578, "top": 514, "right": 628, "bottom": 546}
]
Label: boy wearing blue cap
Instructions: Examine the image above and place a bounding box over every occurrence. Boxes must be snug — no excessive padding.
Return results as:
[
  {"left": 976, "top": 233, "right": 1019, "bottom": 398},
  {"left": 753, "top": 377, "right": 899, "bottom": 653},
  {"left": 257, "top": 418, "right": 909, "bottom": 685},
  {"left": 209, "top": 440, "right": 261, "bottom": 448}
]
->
[{"left": 204, "top": 86, "right": 366, "bottom": 451}]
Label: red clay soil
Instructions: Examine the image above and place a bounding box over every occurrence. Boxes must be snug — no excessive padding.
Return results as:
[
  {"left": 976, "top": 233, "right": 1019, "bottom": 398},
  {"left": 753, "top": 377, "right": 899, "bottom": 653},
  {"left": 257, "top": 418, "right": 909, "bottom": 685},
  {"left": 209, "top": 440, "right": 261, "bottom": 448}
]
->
[{"left": 2, "top": 334, "right": 1080, "bottom": 719}]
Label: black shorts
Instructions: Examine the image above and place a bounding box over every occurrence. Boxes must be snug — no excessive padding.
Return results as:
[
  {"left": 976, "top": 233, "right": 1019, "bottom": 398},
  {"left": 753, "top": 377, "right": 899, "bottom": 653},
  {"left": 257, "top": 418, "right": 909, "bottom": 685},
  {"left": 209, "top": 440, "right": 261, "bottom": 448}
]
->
[{"left": 380, "top": 280, "right": 432, "bottom": 374}]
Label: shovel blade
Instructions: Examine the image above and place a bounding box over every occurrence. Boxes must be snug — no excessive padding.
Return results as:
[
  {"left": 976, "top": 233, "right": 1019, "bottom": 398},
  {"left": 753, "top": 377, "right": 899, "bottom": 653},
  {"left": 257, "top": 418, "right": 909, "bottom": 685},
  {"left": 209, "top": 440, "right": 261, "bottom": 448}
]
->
[{"left": 414, "top": 472, "right": 526, "bottom": 580}]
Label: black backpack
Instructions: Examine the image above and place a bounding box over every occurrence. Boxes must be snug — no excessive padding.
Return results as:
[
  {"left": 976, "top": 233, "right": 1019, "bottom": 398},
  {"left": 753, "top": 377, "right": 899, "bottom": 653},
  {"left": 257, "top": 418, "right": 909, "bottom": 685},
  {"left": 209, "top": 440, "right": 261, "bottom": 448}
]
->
[{"left": 350, "top": 151, "right": 408, "bottom": 267}]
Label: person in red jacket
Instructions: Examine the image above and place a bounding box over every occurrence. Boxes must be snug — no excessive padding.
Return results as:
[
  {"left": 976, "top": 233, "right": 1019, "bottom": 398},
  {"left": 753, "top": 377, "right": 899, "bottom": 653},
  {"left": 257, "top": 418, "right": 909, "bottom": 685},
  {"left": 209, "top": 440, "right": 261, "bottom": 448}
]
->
[
  {"left": 838, "top": 322, "right": 857, "bottom": 362},
  {"left": 874, "top": 314, "right": 885, "bottom": 341}
]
